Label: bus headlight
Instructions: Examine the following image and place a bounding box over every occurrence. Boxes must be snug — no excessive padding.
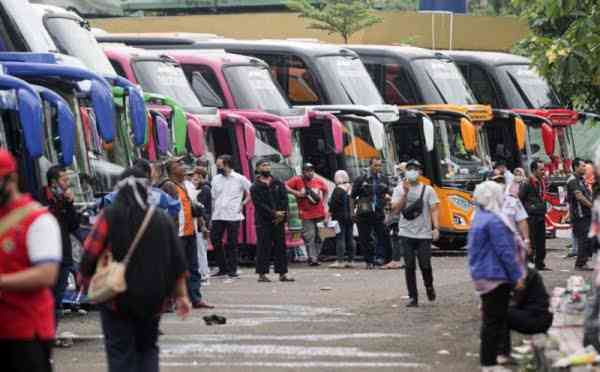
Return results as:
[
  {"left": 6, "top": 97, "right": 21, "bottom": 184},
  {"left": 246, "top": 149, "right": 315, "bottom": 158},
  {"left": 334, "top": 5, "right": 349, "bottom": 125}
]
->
[
  {"left": 452, "top": 214, "right": 466, "bottom": 226},
  {"left": 449, "top": 195, "right": 471, "bottom": 212}
]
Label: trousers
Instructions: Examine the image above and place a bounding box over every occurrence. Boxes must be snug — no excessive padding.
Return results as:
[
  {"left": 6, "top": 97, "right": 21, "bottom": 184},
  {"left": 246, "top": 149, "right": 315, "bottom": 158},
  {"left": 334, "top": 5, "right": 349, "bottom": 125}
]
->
[
  {"left": 302, "top": 219, "right": 322, "bottom": 261},
  {"left": 210, "top": 220, "right": 241, "bottom": 275},
  {"left": 480, "top": 284, "right": 511, "bottom": 366},
  {"left": 255, "top": 223, "right": 287, "bottom": 275},
  {"left": 357, "top": 216, "right": 389, "bottom": 264},
  {"left": 528, "top": 216, "right": 546, "bottom": 269},
  {"left": 402, "top": 237, "right": 433, "bottom": 300},
  {"left": 181, "top": 235, "right": 201, "bottom": 304},
  {"left": 0, "top": 339, "right": 52, "bottom": 372}
]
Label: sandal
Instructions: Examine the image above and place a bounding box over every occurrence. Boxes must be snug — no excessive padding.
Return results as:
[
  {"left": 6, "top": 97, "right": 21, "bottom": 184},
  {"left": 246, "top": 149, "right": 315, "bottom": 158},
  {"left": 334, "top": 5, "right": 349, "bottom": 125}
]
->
[
  {"left": 258, "top": 275, "right": 271, "bottom": 283},
  {"left": 279, "top": 275, "right": 295, "bottom": 282}
]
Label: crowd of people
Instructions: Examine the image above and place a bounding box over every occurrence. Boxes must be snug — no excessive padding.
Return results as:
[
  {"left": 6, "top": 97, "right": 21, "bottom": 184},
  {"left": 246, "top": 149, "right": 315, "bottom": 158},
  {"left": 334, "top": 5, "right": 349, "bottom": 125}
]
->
[{"left": 2, "top": 146, "right": 600, "bottom": 372}]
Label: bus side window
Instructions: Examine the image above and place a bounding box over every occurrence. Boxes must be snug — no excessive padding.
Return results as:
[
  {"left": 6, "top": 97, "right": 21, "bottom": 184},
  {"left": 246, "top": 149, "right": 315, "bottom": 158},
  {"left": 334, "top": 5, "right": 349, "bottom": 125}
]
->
[{"left": 465, "top": 65, "right": 499, "bottom": 107}]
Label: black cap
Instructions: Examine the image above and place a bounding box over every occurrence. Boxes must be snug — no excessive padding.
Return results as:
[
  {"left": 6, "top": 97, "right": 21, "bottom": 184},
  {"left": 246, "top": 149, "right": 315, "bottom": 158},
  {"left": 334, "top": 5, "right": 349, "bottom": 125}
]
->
[
  {"left": 302, "top": 163, "right": 314, "bottom": 171},
  {"left": 256, "top": 158, "right": 271, "bottom": 167},
  {"left": 406, "top": 159, "right": 422, "bottom": 169}
]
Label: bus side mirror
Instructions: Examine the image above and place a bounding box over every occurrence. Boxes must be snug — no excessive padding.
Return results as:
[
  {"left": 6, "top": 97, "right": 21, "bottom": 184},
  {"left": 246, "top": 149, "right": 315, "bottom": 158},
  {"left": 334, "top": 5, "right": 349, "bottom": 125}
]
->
[
  {"left": 541, "top": 123, "right": 555, "bottom": 157},
  {"left": 459, "top": 117, "right": 477, "bottom": 152},
  {"left": 367, "top": 116, "right": 385, "bottom": 150},
  {"left": 514, "top": 117, "right": 526, "bottom": 151},
  {"left": 422, "top": 116, "right": 434, "bottom": 152},
  {"left": 126, "top": 85, "right": 147, "bottom": 146},
  {"left": 243, "top": 120, "right": 256, "bottom": 158}
]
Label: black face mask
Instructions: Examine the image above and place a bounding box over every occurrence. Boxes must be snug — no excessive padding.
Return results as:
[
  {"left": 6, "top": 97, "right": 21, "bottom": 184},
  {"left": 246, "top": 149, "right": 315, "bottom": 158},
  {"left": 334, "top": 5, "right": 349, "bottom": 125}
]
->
[
  {"left": 0, "top": 178, "right": 11, "bottom": 207},
  {"left": 216, "top": 168, "right": 225, "bottom": 175},
  {"left": 259, "top": 170, "right": 271, "bottom": 177}
]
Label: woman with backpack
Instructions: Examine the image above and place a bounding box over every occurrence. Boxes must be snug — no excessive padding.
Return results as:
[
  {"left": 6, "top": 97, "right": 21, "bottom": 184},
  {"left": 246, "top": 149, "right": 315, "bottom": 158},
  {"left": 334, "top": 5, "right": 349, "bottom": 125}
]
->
[{"left": 80, "top": 168, "right": 191, "bottom": 372}]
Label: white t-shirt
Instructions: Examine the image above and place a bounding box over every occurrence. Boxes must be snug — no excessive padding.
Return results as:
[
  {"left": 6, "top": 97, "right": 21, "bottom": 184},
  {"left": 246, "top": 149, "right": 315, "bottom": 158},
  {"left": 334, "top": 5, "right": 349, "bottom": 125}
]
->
[
  {"left": 27, "top": 213, "right": 62, "bottom": 265},
  {"left": 392, "top": 184, "right": 439, "bottom": 239},
  {"left": 211, "top": 171, "right": 251, "bottom": 221},
  {"left": 501, "top": 193, "right": 528, "bottom": 232}
]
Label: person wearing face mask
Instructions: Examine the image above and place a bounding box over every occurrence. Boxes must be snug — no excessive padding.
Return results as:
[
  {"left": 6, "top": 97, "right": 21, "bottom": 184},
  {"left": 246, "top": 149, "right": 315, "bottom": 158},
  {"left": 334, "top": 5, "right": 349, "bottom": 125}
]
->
[
  {"left": 251, "top": 159, "right": 294, "bottom": 282},
  {"left": 391, "top": 160, "right": 439, "bottom": 308},
  {"left": 0, "top": 149, "right": 63, "bottom": 372},
  {"left": 567, "top": 158, "right": 594, "bottom": 271},
  {"left": 286, "top": 163, "right": 329, "bottom": 266},
  {"left": 210, "top": 155, "right": 251, "bottom": 278}
]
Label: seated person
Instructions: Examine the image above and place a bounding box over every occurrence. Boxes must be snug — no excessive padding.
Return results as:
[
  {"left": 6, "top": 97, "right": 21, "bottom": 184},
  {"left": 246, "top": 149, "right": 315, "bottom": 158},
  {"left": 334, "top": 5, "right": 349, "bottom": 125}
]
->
[{"left": 498, "top": 266, "right": 553, "bottom": 365}]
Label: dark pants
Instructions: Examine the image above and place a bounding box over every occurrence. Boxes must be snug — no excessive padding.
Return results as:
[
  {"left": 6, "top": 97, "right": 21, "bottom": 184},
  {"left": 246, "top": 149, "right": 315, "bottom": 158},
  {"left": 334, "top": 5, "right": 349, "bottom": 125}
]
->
[
  {"left": 181, "top": 235, "right": 201, "bottom": 304},
  {"left": 255, "top": 223, "right": 288, "bottom": 275},
  {"left": 402, "top": 237, "right": 433, "bottom": 301},
  {"left": 500, "top": 308, "right": 553, "bottom": 355},
  {"left": 528, "top": 216, "right": 546, "bottom": 269},
  {"left": 480, "top": 284, "right": 511, "bottom": 366},
  {"left": 210, "top": 220, "right": 241, "bottom": 275},
  {"left": 100, "top": 307, "right": 160, "bottom": 372},
  {"left": 357, "top": 216, "right": 390, "bottom": 264},
  {"left": 335, "top": 221, "right": 355, "bottom": 262},
  {"left": 0, "top": 339, "right": 52, "bottom": 372},
  {"left": 52, "top": 264, "right": 70, "bottom": 328},
  {"left": 574, "top": 217, "right": 592, "bottom": 268}
]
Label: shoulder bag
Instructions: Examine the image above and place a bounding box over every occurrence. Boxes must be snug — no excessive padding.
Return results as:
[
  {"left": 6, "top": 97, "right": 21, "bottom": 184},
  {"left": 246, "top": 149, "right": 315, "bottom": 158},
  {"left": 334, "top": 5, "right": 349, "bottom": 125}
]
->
[
  {"left": 303, "top": 178, "right": 321, "bottom": 205},
  {"left": 401, "top": 185, "right": 426, "bottom": 221},
  {"left": 88, "top": 206, "right": 156, "bottom": 304}
]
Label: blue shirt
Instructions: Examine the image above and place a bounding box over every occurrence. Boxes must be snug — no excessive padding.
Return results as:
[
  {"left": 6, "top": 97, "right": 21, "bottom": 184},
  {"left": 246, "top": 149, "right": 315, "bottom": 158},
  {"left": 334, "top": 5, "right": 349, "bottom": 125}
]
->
[
  {"left": 98, "top": 187, "right": 181, "bottom": 218},
  {"left": 467, "top": 209, "right": 522, "bottom": 284}
]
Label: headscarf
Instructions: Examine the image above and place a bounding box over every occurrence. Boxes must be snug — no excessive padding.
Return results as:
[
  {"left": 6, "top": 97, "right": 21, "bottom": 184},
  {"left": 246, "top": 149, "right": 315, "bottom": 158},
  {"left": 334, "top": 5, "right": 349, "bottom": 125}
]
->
[
  {"left": 473, "top": 181, "right": 504, "bottom": 216},
  {"left": 334, "top": 170, "right": 351, "bottom": 193}
]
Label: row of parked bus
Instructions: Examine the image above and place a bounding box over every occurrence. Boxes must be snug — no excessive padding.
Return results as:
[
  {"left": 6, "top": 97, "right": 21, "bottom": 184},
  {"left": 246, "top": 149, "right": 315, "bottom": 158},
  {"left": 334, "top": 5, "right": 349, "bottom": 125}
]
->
[{"left": 0, "top": 0, "right": 595, "bottom": 253}]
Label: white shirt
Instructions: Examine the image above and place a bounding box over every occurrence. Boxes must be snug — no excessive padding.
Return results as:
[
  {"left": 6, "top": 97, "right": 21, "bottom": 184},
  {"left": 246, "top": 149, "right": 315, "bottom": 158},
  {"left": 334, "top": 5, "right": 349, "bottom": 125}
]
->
[
  {"left": 211, "top": 171, "right": 251, "bottom": 221},
  {"left": 27, "top": 213, "right": 62, "bottom": 265}
]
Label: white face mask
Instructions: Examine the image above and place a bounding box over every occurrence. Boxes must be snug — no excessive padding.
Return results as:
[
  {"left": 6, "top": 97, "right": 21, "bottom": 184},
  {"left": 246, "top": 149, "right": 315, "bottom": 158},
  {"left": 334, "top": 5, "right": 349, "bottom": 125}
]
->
[{"left": 406, "top": 170, "right": 419, "bottom": 182}]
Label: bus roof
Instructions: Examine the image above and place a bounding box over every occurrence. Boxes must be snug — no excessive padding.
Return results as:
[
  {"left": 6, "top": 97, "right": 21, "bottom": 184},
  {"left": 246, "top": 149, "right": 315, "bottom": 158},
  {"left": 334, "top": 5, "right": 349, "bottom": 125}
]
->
[{"left": 442, "top": 51, "right": 530, "bottom": 67}]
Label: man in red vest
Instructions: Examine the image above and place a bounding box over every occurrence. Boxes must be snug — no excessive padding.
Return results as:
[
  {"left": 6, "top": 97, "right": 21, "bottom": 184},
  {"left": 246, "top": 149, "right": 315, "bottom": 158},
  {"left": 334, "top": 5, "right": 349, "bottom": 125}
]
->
[{"left": 0, "top": 149, "right": 62, "bottom": 372}]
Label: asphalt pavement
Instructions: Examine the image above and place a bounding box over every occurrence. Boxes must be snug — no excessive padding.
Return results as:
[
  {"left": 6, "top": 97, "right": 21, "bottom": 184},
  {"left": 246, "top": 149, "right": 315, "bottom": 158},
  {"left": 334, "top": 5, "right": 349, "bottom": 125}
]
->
[{"left": 53, "top": 238, "right": 591, "bottom": 372}]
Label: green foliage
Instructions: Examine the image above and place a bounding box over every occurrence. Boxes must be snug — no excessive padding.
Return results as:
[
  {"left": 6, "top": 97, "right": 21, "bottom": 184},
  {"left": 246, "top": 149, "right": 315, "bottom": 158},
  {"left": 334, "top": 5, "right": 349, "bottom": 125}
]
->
[
  {"left": 469, "top": 0, "right": 518, "bottom": 16},
  {"left": 287, "top": 0, "right": 383, "bottom": 43},
  {"left": 373, "top": 0, "right": 417, "bottom": 11},
  {"left": 512, "top": 0, "right": 600, "bottom": 112}
]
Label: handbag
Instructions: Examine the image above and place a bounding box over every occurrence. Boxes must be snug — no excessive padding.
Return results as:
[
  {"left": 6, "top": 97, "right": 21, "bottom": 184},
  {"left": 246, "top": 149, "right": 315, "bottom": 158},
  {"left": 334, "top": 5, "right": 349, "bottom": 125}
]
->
[
  {"left": 401, "top": 185, "right": 426, "bottom": 221},
  {"left": 88, "top": 206, "right": 156, "bottom": 304},
  {"left": 303, "top": 179, "right": 321, "bottom": 205}
]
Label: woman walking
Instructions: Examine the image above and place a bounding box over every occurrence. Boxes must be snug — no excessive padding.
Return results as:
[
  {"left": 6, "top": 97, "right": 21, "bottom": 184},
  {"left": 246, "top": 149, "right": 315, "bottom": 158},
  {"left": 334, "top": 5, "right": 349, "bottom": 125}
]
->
[
  {"left": 468, "top": 181, "right": 523, "bottom": 372},
  {"left": 328, "top": 170, "right": 355, "bottom": 268},
  {"left": 81, "top": 169, "right": 191, "bottom": 372}
]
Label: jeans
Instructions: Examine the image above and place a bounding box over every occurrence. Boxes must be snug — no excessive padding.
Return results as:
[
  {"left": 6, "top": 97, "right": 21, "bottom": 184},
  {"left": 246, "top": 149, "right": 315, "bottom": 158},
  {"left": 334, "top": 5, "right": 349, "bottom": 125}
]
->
[
  {"left": 480, "top": 283, "right": 511, "bottom": 367},
  {"left": 181, "top": 235, "right": 201, "bottom": 304},
  {"left": 574, "top": 217, "right": 592, "bottom": 268},
  {"left": 357, "top": 216, "right": 390, "bottom": 264},
  {"left": 255, "top": 223, "right": 287, "bottom": 275},
  {"left": 0, "top": 340, "right": 52, "bottom": 372},
  {"left": 100, "top": 307, "right": 160, "bottom": 372},
  {"left": 528, "top": 216, "right": 546, "bottom": 269},
  {"left": 302, "top": 219, "right": 322, "bottom": 261},
  {"left": 402, "top": 237, "right": 433, "bottom": 301},
  {"left": 210, "top": 220, "right": 241, "bottom": 275},
  {"left": 52, "top": 264, "right": 70, "bottom": 328},
  {"left": 335, "top": 221, "right": 355, "bottom": 262}
]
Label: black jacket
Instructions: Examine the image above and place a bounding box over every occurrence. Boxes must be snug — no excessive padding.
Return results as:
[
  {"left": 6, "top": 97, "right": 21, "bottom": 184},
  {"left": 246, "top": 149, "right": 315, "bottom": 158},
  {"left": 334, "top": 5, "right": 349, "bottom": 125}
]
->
[
  {"left": 196, "top": 183, "right": 212, "bottom": 222},
  {"left": 512, "top": 268, "right": 551, "bottom": 315},
  {"left": 519, "top": 177, "right": 547, "bottom": 218},
  {"left": 250, "top": 177, "right": 288, "bottom": 227},
  {"left": 329, "top": 186, "right": 352, "bottom": 223},
  {"left": 351, "top": 172, "right": 391, "bottom": 217},
  {"left": 41, "top": 187, "right": 80, "bottom": 267}
]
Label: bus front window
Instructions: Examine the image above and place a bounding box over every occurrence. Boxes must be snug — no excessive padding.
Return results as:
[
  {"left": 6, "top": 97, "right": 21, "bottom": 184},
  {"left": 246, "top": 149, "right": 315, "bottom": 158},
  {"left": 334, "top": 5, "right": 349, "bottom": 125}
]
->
[
  {"left": 253, "top": 125, "right": 294, "bottom": 182},
  {"left": 414, "top": 58, "right": 476, "bottom": 105},
  {"left": 341, "top": 117, "right": 392, "bottom": 180},
  {"left": 224, "top": 65, "right": 290, "bottom": 111}
]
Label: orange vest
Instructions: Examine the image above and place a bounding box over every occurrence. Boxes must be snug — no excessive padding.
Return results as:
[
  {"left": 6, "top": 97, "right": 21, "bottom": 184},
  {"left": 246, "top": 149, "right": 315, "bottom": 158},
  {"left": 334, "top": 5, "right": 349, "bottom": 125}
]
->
[
  {"left": 175, "top": 183, "right": 195, "bottom": 237},
  {"left": 0, "top": 195, "right": 55, "bottom": 340}
]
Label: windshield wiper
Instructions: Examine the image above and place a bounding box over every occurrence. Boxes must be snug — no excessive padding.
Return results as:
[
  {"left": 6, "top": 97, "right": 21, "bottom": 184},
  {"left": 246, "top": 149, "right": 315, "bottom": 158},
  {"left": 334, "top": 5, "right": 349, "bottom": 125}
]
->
[
  {"left": 507, "top": 71, "right": 535, "bottom": 108},
  {"left": 339, "top": 78, "right": 356, "bottom": 105},
  {"left": 425, "top": 71, "right": 448, "bottom": 104}
]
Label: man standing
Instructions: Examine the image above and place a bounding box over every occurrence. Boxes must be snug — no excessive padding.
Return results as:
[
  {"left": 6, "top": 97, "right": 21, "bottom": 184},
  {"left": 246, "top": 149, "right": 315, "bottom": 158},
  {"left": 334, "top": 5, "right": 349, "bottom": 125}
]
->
[
  {"left": 494, "top": 161, "right": 514, "bottom": 187},
  {"left": 568, "top": 158, "right": 594, "bottom": 271},
  {"left": 162, "top": 157, "right": 213, "bottom": 309},
  {"left": 519, "top": 160, "right": 549, "bottom": 271},
  {"left": 251, "top": 159, "right": 294, "bottom": 283},
  {"left": 0, "top": 149, "right": 62, "bottom": 371},
  {"left": 41, "top": 165, "right": 80, "bottom": 347},
  {"left": 287, "top": 163, "right": 328, "bottom": 266},
  {"left": 210, "top": 155, "right": 251, "bottom": 278},
  {"left": 352, "top": 158, "right": 392, "bottom": 269},
  {"left": 391, "top": 160, "right": 439, "bottom": 307}
]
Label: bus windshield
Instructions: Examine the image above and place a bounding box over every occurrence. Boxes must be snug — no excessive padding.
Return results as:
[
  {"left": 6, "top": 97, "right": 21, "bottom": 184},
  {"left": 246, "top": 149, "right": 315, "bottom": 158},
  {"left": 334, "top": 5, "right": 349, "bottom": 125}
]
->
[
  {"left": 45, "top": 16, "right": 116, "bottom": 77},
  {"left": 434, "top": 119, "right": 489, "bottom": 183},
  {"left": 133, "top": 60, "right": 204, "bottom": 113},
  {"left": 252, "top": 125, "right": 295, "bottom": 181},
  {"left": 316, "top": 56, "right": 385, "bottom": 106},
  {"left": 341, "top": 117, "right": 392, "bottom": 180},
  {"left": 224, "top": 65, "right": 290, "bottom": 111},
  {"left": 414, "top": 58, "right": 477, "bottom": 105},
  {"left": 501, "top": 64, "right": 561, "bottom": 109}
]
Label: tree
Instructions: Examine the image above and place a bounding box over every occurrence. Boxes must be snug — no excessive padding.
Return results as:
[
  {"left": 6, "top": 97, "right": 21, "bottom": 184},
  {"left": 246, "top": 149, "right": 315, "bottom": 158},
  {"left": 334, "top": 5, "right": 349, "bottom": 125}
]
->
[
  {"left": 287, "top": 0, "right": 383, "bottom": 44},
  {"left": 512, "top": 0, "right": 600, "bottom": 112}
]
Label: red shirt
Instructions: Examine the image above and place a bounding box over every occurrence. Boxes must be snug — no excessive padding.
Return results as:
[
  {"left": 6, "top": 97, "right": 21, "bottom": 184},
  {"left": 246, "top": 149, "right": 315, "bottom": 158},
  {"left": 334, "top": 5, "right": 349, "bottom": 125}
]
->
[{"left": 287, "top": 176, "right": 327, "bottom": 220}]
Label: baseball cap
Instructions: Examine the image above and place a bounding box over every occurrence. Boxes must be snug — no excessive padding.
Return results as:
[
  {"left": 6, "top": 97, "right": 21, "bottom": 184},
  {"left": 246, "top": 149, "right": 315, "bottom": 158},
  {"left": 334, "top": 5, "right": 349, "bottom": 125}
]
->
[
  {"left": 302, "top": 163, "right": 314, "bottom": 171},
  {"left": 406, "top": 159, "right": 422, "bottom": 169},
  {"left": 256, "top": 158, "right": 271, "bottom": 167},
  {"left": 0, "top": 149, "right": 16, "bottom": 177}
]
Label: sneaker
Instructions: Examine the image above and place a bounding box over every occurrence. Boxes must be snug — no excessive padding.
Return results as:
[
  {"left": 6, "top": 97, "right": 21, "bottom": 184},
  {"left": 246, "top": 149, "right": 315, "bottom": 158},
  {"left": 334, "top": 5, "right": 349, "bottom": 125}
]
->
[
  {"left": 211, "top": 271, "right": 228, "bottom": 278},
  {"left": 228, "top": 272, "right": 240, "bottom": 278},
  {"left": 308, "top": 259, "right": 320, "bottom": 267},
  {"left": 279, "top": 275, "right": 295, "bottom": 282},
  {"left": 258, "top": 275, "right": 271, "bottom": 283},
  {"left": 563, "top": 253, "right": 576, "bottom": 259},
  {"left": 365, "top": 263, "right": 375, "bottom": 270},
  {"left": 406, "top": 299, "right": 418, "bottom": 308},
  {"left": 426, "top": 286, "right": 436, "bottom": 302},
  {"left": 344, "top": 261, "right": 356, "bottom": 269},
  {"left": 328, "top": 261, "right": 344, "bottom": 269}
]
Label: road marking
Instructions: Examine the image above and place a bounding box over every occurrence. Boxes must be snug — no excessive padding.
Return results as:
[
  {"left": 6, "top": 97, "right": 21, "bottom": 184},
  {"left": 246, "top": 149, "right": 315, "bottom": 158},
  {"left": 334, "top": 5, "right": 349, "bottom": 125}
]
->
[
  {"left": 160, "top": 361, "right": 427, "bottom": 368},
  {"left": 160, "top": 333, "right": 408, "bottom": 342}
]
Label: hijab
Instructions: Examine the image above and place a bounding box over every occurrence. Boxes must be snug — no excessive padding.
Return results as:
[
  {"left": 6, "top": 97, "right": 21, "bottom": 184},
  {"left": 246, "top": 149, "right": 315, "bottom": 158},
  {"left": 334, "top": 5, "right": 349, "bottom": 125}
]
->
[{"left": 334, "top": 170, "right": 351, "bottom": 193}]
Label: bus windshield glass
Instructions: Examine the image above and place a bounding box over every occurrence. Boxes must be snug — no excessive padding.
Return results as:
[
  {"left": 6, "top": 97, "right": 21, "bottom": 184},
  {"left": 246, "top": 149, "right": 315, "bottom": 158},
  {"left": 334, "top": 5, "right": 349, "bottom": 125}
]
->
[
  {"left": 253, "top": 125, "right": 295, "bottom": 181},
  {"left": 414, "top": 58, "right": 476, "bottom": 105},
  {"left": 133, "top": 60, "right": 204, "bottom": 113},
  {"left": 224, "top": 65, "right": 290, "bottom": 111},
  {"left": 341, "top": 117, "right": 391, "bottom": 180},
  {"left": 501, "top": 64, "right": 561, "bottom": 109},
  {"left": 434, "top": 119, "right": 489, "bottom": 182},
  {"left": 45, "top": 16, "right": 117, "bottom": 76},
  {"left": 317, "top": 56, "right": 384, "bottom": 106}
]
